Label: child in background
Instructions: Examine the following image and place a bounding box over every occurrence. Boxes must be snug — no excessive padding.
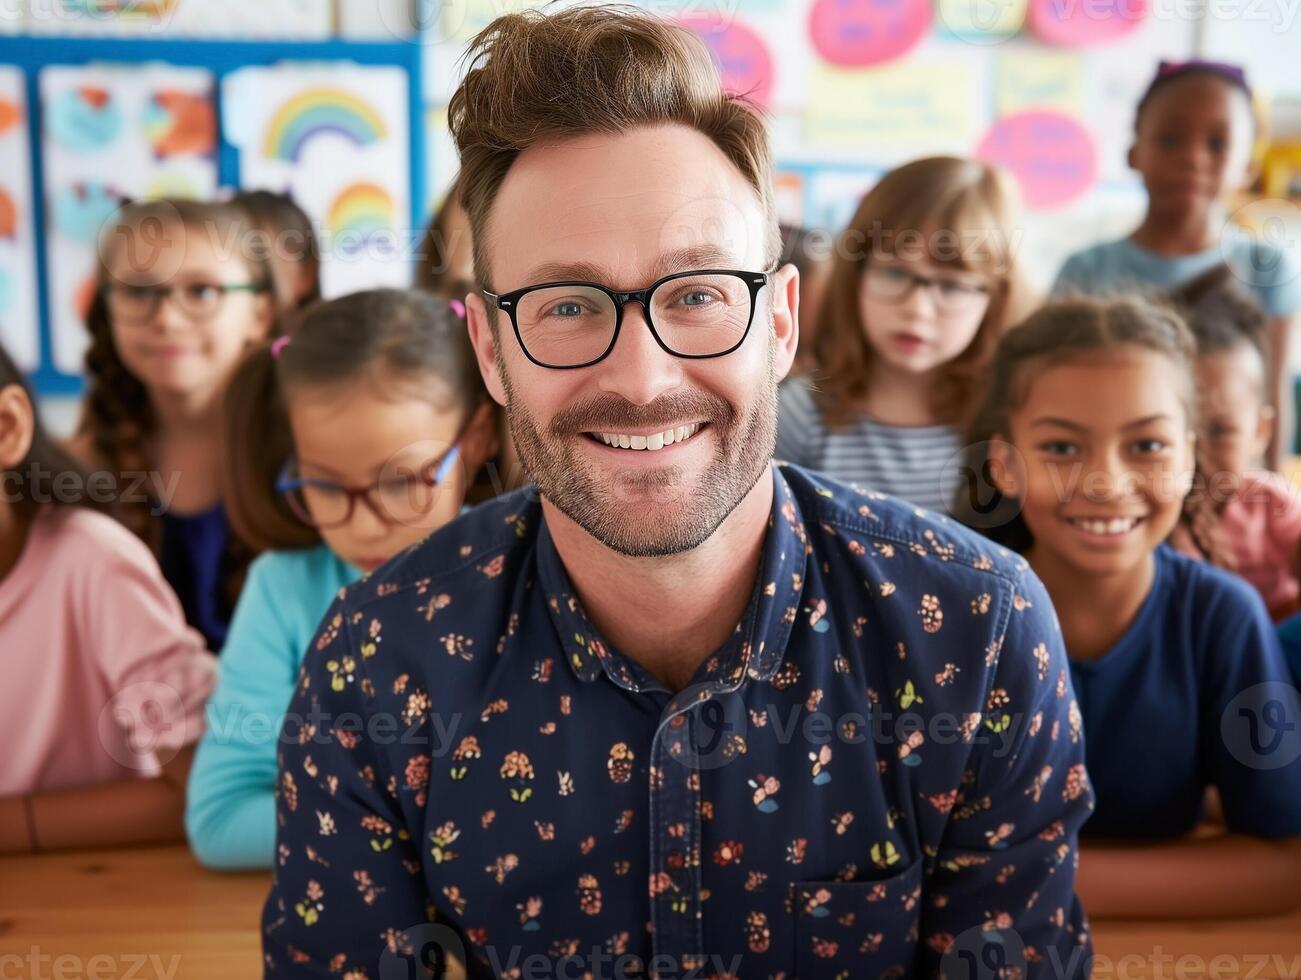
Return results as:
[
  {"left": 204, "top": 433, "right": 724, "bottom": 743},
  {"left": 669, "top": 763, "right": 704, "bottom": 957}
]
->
[
  {"left": 1172, "top": 264, "right": 1301, "bottom": 620},
  {"left": 1052, "top": 61, "right": 1301, "bottom": 466},
  {"left": 0, "top": 341, "right": 215, "bottom": 853},
  {"left": 957, "top": 295, "right": 1301, "bottom": 918},
  {"left": 232, "top": 190, "right": 322, "bottom": 313},
  {"left": 417, "top": 172, "right": 525, "bottom": 499},
  {"left": 775, "top": 156, "right": 1029, "bottom": 514},
  {"left": 416, "top": 172, "right": 474, "bottom": 300},
  {"left": 74, "top": 198, "right": 278, "bottom": 650},
  {"left": 186, "top": 289, "right": 497, "bottom": 869},
  {"left": 778, "top": 224, "right": 834, "bottom": 376}
]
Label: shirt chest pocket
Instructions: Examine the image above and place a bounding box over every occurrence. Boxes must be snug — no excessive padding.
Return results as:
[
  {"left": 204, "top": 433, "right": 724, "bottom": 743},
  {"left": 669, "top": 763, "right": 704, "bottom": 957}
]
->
[{"left": 790, "top": 857, "right": 923, "bottom": 979}]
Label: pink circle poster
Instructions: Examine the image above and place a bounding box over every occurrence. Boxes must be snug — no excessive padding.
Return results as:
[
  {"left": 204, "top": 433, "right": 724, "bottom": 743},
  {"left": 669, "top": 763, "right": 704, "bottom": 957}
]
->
[
  {"left": 1028, "top": 0, "right": 1147, "bottom": 45},
  {"left": 809, "top": 0, "right": 933, "bottom": 68},
  {"left": 679, "top": 17, "right": 775, "bottom": 109},
  {"left": 978, "top": 110, "right": 1097, "bottom": 209}
]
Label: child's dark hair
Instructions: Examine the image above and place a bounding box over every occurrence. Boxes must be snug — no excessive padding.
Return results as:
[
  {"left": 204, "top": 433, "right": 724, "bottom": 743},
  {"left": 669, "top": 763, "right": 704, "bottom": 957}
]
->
[
  {"left": 1134, "top": 60, "right": 1254, "bottom": 132},
  {"left": 0, "top": 342, "right": 100, "bottom": 521},
  {"left": 224, "top": 288, "right": 487, "bottom": 552},
  {"left": 954, "top": 295, "right": 1224, "bottom": 563},
  {"left": 415, "top": 173, "right": 473, "bottom": 301},
  {"left": 1169, "top": 263, "right": 1267, "bottom": 361},
  {"left": 232, "top": 189, "right": 322, "bottom": 312}
]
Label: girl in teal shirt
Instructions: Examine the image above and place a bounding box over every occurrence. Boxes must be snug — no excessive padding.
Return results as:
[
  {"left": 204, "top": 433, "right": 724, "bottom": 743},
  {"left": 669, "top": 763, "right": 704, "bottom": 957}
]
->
[{"left": 185, "top": 289, "right": 496, "bottom": 869}]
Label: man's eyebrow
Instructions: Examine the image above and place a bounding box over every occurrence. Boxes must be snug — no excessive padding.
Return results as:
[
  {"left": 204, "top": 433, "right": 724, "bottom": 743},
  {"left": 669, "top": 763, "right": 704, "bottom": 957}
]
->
[{"left": 520, "top": 244, "right": 741, "bottom": 289}]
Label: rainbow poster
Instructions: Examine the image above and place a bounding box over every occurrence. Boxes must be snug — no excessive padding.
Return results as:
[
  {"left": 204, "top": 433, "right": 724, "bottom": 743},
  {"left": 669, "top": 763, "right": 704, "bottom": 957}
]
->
[
  {"left": 262, "top": 88, "right": 387, "bottom": 163},
  {"left": 222, "top": 64, "right": 411, "bottom": 297}
]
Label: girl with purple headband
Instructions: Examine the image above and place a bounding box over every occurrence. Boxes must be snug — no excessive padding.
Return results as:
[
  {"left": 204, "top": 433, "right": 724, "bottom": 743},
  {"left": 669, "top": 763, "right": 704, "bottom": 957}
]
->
[{"left": 1052, "top": 60, "right": 1301, "bottom": 467}]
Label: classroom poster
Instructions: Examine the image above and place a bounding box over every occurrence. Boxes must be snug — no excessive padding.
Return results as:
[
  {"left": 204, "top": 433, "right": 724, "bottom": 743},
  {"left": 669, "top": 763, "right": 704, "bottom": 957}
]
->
[
  {"left": 40, "top": 63, "right": 218, "bottom": 375},
  {"left": 805, "top": 60, "right": 975, "bottom": 150},
  {"left": 25, "top": 0, "right": 332, "bottom": 38},
  {"left": 222, "top": 63, "right": 412, "bottom": 298},
  {"left": 0, "top": 67, "right": 41, "bottom": 373}
]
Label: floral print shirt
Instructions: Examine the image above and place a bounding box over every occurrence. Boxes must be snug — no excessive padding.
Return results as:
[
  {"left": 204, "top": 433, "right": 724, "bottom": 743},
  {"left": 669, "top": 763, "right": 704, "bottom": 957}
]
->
[{"left": 262, "top": 464, "right": 1094, "bottom": 978}]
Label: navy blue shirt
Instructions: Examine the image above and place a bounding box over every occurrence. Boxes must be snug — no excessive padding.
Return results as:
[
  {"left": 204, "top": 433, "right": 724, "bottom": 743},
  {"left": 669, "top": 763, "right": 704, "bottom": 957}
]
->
[
  {"left": 262, "top": 465, "right": 1094, "bottom": 978},
  {"left": 159, "top": 503, "right": 232, "bottom": 651},
  {"left": 1070, "top": 545, "right": 1301, "bottom": 841}
]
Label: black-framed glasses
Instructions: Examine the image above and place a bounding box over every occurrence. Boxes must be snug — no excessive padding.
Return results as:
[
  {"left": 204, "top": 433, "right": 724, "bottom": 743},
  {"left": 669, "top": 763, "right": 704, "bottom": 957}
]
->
[
  {"left": 275, "top": 445, "right": 462, "bottom": 530},
  {"left": 863, "top": 265, "right": 990, "bottom": 313},
  {"left": 482, "top": 268, "right": 773, "bottom": 369},
  {"left": 102, "top": 280, "right": 269, "bottom": 324}
]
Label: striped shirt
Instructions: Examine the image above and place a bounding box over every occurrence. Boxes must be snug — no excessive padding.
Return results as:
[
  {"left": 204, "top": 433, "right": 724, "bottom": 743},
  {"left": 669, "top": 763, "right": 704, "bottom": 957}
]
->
[{"left": 774, "top": 377, "right": 963, "bottom": 514}]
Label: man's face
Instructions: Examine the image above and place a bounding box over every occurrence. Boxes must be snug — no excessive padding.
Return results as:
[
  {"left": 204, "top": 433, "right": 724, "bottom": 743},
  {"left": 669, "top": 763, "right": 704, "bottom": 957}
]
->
[{"left": 466, "top": 124, "right": 798, "bottom": 557}]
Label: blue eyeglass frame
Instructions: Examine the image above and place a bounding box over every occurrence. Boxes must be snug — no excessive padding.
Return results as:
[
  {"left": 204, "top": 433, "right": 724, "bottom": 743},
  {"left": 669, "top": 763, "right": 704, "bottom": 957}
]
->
[
  {"left": 481, "top": 267, "right": 775, "bottom": 370},
  {"left": 274, "top": 445, "right": 463, "bottom": 529}
]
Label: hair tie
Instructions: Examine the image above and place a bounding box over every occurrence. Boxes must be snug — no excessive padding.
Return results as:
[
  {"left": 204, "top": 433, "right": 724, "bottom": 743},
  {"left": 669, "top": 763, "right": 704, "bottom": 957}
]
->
[
  {"left": 270, "top": 335, "right": 291, "bottom": 359},
  {"left": 449, "top": 298, "right": 466, "bottom": 320}
]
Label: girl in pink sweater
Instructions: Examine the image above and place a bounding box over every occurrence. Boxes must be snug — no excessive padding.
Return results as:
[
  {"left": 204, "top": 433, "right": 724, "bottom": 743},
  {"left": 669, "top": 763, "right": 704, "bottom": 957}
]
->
[{"left": 0, "top": 342, "right": 215, "bottom": 853}]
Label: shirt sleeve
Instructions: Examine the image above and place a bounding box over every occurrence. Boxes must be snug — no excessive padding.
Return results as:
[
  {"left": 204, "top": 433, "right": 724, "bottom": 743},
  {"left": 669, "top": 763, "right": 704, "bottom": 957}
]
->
[
  {"left": 920, "top": 568, "right": 1094, "bottom": 978},
  {"left": 1246, "top": 242, "right": 1301, "bottom": 318},
  {"left": 261, "top": 593, "right": 433, "bottom": 977},
  {"left": 1201, "top": 574, "right": 1301, "bottom": 838},
  {"left": 774, "top": 377, "right": 821, "bottom": 468},
  {"left": 186, "top": 555, "right": 303, "bottom": 870},
  {"left": 78, "top": 522, "right": 216, "bottom": 769}
]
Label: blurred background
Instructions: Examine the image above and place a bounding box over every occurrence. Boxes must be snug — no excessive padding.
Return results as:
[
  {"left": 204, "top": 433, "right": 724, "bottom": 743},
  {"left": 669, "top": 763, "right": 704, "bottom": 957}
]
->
[{"left": 1, "top": 0, "right": 1298, "bottom": 430}]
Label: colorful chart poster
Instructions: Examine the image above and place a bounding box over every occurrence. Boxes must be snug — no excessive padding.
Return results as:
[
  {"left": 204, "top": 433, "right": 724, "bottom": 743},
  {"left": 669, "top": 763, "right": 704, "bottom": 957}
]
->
[
  {"left": 808, "top": 0, "right": 932, "bottom": 68},
  {"left": 997, "top": 50, "right": 1084, "bottom": 115},
  {"left": 0, "top": 67, "right": 41, "bottom": 373},
  {"left": 936, "top": 0, "right": 1027, "bottom": 42},
  {"left": 806, "top": 61, "right": 974, "bottom": 150},
  {"left": 1028, "top": 0, "right": 1147, "bottom": 45},
  {"left": 26, "top": 0, "right": 332, "bottom": 38},
  {"left": 222, "top": 63, "right": 412, "bottom": 298},
  {"left": 977, "top": 109, "right": 1097, "bottom": 208},
  {"left": 40, "top": 63, "right": 217, "bottom": 375}
]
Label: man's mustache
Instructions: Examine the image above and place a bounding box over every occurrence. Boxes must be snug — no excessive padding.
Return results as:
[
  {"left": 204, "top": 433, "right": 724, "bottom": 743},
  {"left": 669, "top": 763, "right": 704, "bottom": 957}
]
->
[{"left": 550, "top": 392, "right": 732, "bottom": 434}]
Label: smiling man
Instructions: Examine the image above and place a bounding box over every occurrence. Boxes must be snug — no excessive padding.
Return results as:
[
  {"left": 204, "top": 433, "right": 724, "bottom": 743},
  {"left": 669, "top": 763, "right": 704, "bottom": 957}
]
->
[{"left": 261, "top": 8, "right": 1093, "bottom": 978}]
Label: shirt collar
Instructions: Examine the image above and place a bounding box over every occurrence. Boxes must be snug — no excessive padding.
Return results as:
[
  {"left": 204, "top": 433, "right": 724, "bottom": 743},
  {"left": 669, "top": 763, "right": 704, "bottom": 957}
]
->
[{"left": 536, "top": 465, "right": 809, "bottom": 692}]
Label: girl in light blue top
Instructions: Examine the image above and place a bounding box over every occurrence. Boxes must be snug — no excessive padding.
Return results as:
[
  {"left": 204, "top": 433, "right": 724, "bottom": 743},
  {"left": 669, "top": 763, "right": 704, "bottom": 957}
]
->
[{"left": 186, "top": 289, "right": 497, "bottom": 869}]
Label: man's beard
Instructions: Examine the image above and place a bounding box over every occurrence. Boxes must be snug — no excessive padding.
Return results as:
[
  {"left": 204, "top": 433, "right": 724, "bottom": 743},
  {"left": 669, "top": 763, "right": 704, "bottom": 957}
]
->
[{"left": 500, "top": 332, "right": 779, "bottom": 558}]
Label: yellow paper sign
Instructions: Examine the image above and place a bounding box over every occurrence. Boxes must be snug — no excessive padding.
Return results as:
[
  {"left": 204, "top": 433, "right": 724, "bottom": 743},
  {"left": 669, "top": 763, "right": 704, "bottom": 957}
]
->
[
  {"left": 807, "top": 62, "right": 974, "bottom": 149},
  {"left": 997, "top": 51, "right": 1083, "bottom": 116}
]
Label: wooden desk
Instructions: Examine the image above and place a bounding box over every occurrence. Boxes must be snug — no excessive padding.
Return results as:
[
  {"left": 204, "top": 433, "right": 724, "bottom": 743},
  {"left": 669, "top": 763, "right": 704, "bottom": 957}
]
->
[{"left": 1, "top": 846, "right": 1299, "bottom": 979}]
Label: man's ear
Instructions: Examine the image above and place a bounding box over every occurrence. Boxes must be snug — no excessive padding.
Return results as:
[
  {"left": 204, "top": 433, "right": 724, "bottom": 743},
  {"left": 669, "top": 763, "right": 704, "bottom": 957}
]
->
[
  {"left": 0, "top": 384, "right": 35, "bottom": 471},
  {"left": 987, "top": 435, "right": 1023, "bottom": 498},
  {"left": 465, "top": 291, "right": 508, "bottom": 408},
  {"left": 771, "top": 262, "right": 800, "bottom": 384}
]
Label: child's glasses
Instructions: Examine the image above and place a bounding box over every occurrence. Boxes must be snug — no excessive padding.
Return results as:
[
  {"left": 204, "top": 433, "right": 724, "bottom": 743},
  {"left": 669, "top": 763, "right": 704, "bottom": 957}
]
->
[
  {"left": 102, "top": 280, "right": 268, "bottom": 323},
  {"left": 863, "top": 265, "right": 990, "bottom": 313},
  {"left": 275, "top": 445, "right": 462, "bottom": 530}
]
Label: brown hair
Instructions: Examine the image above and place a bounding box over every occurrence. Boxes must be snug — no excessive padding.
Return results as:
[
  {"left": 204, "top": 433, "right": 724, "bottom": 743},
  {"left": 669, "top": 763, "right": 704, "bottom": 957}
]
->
[
  {"left": 416, "top": 172, "right": 475, "bottom": 300},
  {"left": 954, "top": 295, "right": 1224, "bottom": 564},
  {"left": 232, "top": 189, "right": 322, "bottom": 313},
  {"left": 447, "top": 4, "right": 781, "bottom": 296},
  {"left": 0, "top": 341, "right": 101, "bottom": 522},
  {"left": 1169, "top": 262, "right": 1268, "bottom": 360},
  {"left": 224, "top": 288, "right": 487, "bottom": 552},
  {"left": 810, "top": 156, "right": 1028, "bottom": 429}
]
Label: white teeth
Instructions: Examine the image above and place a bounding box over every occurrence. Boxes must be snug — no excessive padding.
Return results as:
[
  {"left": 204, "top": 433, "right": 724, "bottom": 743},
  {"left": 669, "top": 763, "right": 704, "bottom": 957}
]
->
[
  {"left": 1070, "top": 517, "right": 1139, "bottom": 536},
  {"left": 593, "top": 422, "right": 702, "bottom": 451}
]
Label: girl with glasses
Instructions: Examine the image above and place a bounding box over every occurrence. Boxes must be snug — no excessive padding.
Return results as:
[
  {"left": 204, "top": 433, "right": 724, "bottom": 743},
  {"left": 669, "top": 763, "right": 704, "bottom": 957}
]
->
[
  {"left": 774, "top": 156, "right": 1033, "bottom": 515},
  {"left": 72, "top": 198, "right": 279, "bottom": 652},
  {"left": 186, "top": 289, "right": 497, "bottom": 870}
]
